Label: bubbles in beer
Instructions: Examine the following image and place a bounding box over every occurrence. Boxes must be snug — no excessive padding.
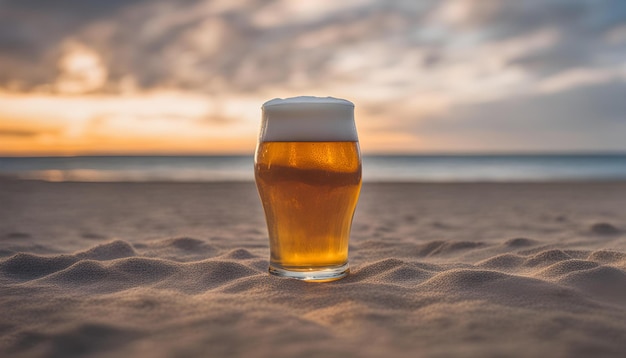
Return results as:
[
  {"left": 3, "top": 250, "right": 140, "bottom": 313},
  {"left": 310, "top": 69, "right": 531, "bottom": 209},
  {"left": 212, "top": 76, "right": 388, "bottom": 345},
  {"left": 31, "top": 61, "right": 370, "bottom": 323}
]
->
[{"left": 260, "top": 96, "right": 358, "bottom": 142}]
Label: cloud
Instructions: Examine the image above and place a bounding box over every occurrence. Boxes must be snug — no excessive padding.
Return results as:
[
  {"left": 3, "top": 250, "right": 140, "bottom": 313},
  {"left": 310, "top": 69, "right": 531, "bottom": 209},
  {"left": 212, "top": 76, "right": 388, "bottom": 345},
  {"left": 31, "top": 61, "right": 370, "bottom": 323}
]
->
[
  {"left": 0, "top": 123, "right": 61, "bottom": 138},
  {"left": 0, "top": 128, "right": 41, "bottom": 137},
  {"left": 54, "top": 42, "right": 108, "bottom": 94},
  {"left": 1, "top": 0, "right": 623, "bottom": 96},
  {"left": 1, "top": 0, "right": 437, "bottom": 92},
  {"left": 0, "top": 0, "right": 152, "bottom": 90},
  {"left": 499, "top": 1, "right": 626, "bottom": 76},
  {"left": 1, "top": 0, "right": 626, "bottom": 153},
  {"left": 408, "top": 80, "right": 626, "bottom": 152}
]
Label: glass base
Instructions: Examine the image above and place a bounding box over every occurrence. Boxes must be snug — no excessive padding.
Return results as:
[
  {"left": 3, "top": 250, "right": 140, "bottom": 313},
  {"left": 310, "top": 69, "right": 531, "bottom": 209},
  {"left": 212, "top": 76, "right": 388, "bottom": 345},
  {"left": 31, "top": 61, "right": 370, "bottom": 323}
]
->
[{"left": 268, "top": 262, "right": 349, "bottom": 282}]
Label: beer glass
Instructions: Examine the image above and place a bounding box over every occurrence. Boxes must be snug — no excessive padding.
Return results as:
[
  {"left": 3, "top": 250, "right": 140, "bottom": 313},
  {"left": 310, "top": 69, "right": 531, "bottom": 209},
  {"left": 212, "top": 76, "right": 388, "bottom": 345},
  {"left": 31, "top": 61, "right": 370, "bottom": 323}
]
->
[{"left": 254, "top": 96, "right": 361, "bottom": 282}]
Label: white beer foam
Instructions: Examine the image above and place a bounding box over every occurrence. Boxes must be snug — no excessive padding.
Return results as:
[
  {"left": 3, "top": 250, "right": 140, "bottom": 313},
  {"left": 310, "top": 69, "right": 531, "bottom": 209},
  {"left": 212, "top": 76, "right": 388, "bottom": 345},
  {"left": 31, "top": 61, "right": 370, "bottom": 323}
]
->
[{"left": 260, "top": 96, "right": 358, "bottom": 142}]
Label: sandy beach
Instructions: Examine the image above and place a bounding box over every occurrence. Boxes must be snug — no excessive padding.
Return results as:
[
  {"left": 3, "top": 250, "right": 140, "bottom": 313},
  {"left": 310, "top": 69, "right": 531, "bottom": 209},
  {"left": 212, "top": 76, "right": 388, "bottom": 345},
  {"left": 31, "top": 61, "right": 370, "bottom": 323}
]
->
[{"left": 1, "top": 179, "right": 626, "bottom": 357}]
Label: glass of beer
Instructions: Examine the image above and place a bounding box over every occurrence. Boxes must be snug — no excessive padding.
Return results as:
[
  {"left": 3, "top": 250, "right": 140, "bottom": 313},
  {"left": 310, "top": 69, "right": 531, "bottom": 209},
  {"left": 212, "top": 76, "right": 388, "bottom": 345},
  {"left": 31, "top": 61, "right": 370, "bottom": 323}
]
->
[{"left": 254, "top": 96, "right": 361, "bottom": 282}]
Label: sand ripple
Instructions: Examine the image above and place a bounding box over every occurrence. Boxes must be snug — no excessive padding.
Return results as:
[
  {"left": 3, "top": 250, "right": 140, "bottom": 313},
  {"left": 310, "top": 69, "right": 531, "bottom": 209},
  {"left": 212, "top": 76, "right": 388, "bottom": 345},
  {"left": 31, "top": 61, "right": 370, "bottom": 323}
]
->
[
  {"left": 1, "top": 237, "right": 625, "bottom": 358},
  {"left": 2, "top": 239, "right": 625, "bottom": 308}
]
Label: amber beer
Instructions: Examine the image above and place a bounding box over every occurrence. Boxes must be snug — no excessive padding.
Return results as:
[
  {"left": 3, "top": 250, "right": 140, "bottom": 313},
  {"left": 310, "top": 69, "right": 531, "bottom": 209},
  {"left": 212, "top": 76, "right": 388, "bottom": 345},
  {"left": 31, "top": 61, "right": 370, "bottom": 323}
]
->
[{"left": 255, "top": 97, "right": 361, "bottom": 282}]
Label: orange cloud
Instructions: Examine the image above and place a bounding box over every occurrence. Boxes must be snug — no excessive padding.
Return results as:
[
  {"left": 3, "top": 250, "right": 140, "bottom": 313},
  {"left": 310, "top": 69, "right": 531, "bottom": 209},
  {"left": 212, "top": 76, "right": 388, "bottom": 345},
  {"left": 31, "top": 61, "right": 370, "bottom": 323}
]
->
[{"left": 0, "top": 90, "right": 262, "bottom": 156}]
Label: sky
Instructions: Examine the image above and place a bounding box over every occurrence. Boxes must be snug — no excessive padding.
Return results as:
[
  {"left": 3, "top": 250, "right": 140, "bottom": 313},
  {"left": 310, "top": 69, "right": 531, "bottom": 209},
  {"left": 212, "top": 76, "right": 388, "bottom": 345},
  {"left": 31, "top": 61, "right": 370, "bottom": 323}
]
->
[{"left": 1, "top": 0, "right": 626, "bottom": 155}]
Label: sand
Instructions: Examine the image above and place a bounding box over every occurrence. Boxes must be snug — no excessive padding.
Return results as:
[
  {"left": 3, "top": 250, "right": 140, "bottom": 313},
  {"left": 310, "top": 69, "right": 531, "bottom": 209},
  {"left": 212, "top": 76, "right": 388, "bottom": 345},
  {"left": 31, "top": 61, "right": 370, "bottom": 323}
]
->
[{"left": 1, "top": 180, "right": 626, "bottom": 357}]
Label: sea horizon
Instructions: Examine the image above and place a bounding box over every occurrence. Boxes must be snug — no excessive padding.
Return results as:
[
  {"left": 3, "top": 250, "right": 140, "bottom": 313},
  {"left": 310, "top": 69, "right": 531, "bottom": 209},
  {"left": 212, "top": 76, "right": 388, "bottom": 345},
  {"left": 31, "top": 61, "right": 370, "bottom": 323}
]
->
[
  {"left": 3, "top": 151, "right": 626, "bottom": 157},
  {"left": 2, "top": 153, "right": 626, "bottom": 183}
]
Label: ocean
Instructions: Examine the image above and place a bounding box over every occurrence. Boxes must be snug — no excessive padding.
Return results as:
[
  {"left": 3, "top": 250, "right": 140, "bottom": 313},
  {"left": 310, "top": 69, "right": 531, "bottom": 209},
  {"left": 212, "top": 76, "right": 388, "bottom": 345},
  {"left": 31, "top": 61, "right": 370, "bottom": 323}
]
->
[{"left": 1, "top": 155, "right": 625, "bottom": 182}]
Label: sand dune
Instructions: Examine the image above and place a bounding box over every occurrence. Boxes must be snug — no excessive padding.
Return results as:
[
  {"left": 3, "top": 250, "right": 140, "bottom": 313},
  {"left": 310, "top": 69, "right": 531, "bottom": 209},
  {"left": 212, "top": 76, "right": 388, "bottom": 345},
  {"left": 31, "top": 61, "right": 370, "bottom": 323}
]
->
[{"left": 1, "top": 181, "right": 626, "bottom": 357}]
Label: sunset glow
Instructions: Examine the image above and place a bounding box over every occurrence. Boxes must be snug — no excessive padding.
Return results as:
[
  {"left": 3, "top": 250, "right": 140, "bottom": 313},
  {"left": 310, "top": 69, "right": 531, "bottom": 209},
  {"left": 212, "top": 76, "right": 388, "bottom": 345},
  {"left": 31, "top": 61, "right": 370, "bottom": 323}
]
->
[
  {"left": 1, "top": 0, "right": 626, "bottom": 156},
  {"left": 0, "top": 91, "right": 263, "bottom": 155}
]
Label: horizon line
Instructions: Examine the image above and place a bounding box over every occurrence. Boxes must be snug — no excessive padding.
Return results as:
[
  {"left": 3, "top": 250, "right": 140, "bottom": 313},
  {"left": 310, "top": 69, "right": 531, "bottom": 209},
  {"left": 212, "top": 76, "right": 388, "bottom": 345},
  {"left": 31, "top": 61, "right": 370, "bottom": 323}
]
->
[{"left": 2, "top": 151, "right": 626, "bottom": 158}]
